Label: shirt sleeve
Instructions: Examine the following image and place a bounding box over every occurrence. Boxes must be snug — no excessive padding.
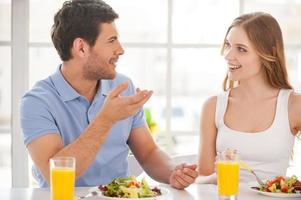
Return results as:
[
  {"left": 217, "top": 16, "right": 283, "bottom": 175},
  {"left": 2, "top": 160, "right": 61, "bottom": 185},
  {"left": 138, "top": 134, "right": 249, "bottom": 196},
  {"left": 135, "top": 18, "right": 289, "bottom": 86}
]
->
[
  {"left": 20, "top": 94, "right": 59, "bottom": 146},
  {"left": 131, "top": 107, "right": 147, "bottom": 129}
]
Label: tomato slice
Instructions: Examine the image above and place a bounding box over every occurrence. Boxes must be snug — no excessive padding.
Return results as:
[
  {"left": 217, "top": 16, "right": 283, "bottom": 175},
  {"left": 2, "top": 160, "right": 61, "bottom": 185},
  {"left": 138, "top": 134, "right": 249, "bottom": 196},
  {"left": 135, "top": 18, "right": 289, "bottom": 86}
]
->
[{"left": 268, "top": 176, "right": 284, "bottom": 187}]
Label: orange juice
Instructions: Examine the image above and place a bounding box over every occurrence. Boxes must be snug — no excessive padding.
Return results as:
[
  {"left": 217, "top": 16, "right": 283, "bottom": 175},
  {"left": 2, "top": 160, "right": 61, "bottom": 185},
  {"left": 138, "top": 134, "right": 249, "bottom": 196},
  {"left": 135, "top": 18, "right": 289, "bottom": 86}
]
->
[
  {"left": 51, "top": 168, "right": 75, "bottom": 200},
  {"left": 217, "top": 161, "right": 239, "bottom": 196}
]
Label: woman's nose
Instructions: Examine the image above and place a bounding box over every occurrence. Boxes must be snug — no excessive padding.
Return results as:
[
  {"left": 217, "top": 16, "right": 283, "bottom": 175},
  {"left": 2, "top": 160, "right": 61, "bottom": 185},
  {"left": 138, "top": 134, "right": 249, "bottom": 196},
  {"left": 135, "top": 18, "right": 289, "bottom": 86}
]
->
[{"left": 224, "top": 48, "right": 235, "bottom": 61}]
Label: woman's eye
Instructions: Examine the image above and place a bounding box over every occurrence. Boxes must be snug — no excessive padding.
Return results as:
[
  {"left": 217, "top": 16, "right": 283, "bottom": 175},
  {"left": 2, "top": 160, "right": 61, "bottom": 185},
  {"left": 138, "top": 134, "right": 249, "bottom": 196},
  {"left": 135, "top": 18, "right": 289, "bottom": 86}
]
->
[
  {"left": 238, "top": 47, "right": 247, "bottom": 52},
  {"left": 224, "top": 42, "right": 230, "bottom": 49}
]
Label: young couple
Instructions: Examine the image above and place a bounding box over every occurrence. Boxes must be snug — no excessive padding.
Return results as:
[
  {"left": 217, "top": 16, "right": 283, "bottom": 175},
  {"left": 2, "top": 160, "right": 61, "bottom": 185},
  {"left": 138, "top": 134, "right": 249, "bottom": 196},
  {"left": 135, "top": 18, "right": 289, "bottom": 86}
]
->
[{"left": 21, "top": 0, "right": 301, "bottom": 189}]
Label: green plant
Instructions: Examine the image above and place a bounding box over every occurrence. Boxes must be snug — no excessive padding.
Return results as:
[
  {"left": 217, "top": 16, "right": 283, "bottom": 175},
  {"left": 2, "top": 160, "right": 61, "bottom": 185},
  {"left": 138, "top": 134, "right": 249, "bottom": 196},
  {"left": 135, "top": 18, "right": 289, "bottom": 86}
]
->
[{"left": 144, "top": 108, "right": 158, "bottom": 134}]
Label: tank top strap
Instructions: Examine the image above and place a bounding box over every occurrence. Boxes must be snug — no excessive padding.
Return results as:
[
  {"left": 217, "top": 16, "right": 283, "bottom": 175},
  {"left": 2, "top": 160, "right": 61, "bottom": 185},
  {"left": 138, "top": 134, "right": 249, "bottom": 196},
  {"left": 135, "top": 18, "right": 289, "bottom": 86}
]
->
[
  {"left": 215, "top": 90, "right": 230, "bottom": 128},
  {"left": 273, "top": 89, "right": 293, "bottom": 126}
]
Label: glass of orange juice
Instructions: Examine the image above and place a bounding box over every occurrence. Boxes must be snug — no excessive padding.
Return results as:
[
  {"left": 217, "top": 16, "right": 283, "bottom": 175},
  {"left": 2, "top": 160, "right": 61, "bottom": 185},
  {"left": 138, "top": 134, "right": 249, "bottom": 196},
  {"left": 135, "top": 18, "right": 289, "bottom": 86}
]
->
[
  {"left": 217, "top": 149, "right": 239, "bottom": 200},
  {"left": 50, "top": 157, "right": 76, "bottom": 200}
]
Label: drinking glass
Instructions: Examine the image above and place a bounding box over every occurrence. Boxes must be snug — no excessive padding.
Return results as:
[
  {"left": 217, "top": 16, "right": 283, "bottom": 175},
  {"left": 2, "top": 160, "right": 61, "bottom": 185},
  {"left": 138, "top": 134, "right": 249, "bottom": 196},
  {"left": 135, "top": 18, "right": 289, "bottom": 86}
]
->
[
  {"left": 50, "top": 157, "right": 76, "bottom": 200},
  {"left": 217, "top": 149, "right": 239, "bottom": 200}
]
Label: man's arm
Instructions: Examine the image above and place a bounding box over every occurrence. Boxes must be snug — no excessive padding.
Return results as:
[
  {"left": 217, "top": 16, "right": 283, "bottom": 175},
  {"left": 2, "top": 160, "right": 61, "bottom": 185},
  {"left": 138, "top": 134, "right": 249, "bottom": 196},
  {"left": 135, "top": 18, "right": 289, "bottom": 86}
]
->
[
  {"left": 128, "top": 126, "right": 198, "bottom": 189},
  {"left": 128, "top": 126, "right": 173, "bottom": 183},
  {"left": 26, "top": 82, "right": 152, "bottom": 184},
  {"left": 27, "top": 114, "right": 112, "bottom": 183}
]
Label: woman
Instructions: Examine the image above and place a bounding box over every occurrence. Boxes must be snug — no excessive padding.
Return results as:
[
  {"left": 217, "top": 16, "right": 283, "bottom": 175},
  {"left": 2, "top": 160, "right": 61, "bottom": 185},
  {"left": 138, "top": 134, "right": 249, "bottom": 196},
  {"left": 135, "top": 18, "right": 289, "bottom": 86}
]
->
[{"left": 198, "top": 12, "right": 301, "bottom": 183}]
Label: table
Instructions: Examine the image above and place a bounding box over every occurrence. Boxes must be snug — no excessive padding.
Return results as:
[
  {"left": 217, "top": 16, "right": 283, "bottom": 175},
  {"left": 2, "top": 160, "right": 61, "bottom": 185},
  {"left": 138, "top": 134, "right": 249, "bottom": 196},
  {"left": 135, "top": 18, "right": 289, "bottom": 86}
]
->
[{"left": 1, "top": 183, "right": 299, "bottom": 200}]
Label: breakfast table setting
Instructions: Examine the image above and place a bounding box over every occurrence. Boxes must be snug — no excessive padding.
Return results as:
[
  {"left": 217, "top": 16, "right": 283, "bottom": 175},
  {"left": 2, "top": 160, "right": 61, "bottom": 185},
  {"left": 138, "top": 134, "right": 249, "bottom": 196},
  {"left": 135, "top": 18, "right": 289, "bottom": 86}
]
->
[
  {"left": 1, "top": 181, "right": 300, "bottom": 200},
  {"left": 1, "top": 151, "right": 300, "bottom": 200}
]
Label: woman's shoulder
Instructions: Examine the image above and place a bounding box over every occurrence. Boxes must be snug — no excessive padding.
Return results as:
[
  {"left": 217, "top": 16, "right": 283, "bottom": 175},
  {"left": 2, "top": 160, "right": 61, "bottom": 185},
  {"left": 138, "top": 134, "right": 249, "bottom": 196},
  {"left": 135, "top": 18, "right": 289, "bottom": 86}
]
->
[
  {"left": 202, "top": 90, "right": 230, "bottom": 110},
  {"left": 200, "top": 96, "right": 218, "bottom": 128},
  {"left": 289, "top": 90, "right": 301, "bottom": 102},
  {"left": 289, "top": 91, "right": 301, "bottom": 109},
  {"left": 288, "top": 91, "right": 301, "bottom": 133},
  {"left": 288, "top": 91, "right": 301, "bottom": 120},
  {"left": 201, "top": 95, "right": 219, "bottom": 120},
  {"left": 203, "top": 95, "right": 217, "bottom": 110}
]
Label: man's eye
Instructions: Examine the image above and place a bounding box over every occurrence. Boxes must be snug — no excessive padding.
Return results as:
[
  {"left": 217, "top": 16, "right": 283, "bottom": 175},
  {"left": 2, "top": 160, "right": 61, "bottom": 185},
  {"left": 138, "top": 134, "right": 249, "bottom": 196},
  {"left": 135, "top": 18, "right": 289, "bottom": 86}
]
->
[{"left": 108, "top": 38, "right": 116, "bottom": 43}]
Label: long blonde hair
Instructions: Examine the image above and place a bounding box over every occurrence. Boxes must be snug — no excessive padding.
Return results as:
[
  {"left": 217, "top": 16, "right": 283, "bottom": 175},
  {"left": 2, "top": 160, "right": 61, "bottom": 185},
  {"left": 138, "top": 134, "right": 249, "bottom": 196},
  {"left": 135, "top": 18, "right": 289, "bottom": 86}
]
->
[{"left": 221, "top": 12, "right": 293, "bottom": 91}]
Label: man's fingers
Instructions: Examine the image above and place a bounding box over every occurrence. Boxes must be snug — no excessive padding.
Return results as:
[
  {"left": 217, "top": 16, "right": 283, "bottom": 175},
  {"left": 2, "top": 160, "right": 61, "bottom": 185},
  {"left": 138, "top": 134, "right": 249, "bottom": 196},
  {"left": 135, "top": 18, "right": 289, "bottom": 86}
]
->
[
  {"left": 175, "top": 163, "right": 196, "bottom": 170},
  {"left": 174, "top": 171, "right": 190, "bottom": 188},
  {"left": 179, "top": 167, "right": 198, "bottom": 181},
  {"left": 170, "top": 164, "right": 198, "bottom": 190},
  {"left": 174, "top": 163, "right": 185, "bottom": 170},
  {"left": 127, "top": 95, "right": 152, "bottom": 115},
  {"left": 127, "top": 90, "right": 153, "bottom": 105},
  {"left": 108, "top": 82, "right": 129, "bottom": 98},
  {"left": 171, "top": 177, "right": 184, "bottom": 190},
  {"left": 170, "top": 166, "right": 199, "bottom": 190},
  {"left": 170, "top": 172, "right": 187, "bottom": 190},
  {"left": 184, "top": 164, "right": 197, "bottom": 170},
  {"left": 182, "top": 167, "right": 198, "bottom": 180},
  {"left": 135, "top": 91, "right": 153, "bottom": 106}
]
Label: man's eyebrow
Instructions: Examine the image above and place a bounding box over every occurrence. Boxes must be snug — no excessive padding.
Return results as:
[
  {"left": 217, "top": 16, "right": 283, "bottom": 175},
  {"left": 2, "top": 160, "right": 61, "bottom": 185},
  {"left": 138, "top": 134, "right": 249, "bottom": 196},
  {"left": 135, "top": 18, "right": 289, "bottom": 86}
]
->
[{"left": 107, "top": 36, "right": 118, "bottom": 40}]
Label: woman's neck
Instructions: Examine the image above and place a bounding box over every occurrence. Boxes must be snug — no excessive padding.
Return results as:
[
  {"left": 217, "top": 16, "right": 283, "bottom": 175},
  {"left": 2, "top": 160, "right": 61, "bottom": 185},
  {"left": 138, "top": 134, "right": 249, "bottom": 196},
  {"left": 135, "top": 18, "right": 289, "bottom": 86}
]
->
[{"left": 233, "top": 75, "right": 279, "bottom": 101}]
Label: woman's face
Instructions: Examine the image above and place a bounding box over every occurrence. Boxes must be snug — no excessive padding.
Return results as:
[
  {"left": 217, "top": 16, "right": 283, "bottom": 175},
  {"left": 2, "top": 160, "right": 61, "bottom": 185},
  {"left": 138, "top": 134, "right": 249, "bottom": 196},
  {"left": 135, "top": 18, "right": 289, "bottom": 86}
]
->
[{"left": 223, "top": 26, "right": 263, "bottom": 82}]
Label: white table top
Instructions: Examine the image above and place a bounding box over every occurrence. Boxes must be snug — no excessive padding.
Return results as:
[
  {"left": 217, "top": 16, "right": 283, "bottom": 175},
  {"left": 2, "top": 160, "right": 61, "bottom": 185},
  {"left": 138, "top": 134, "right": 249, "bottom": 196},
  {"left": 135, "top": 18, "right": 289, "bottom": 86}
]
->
[{"left": 1, "top": 183, "right": 299, "bottom": 200}]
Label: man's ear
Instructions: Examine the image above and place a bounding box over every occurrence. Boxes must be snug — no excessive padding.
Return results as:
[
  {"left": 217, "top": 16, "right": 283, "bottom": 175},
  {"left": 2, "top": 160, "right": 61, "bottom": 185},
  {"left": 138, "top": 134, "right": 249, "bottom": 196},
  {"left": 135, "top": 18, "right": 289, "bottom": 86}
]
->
[{"left": 72, "top": 38, "right": 89, "bottom": 58}]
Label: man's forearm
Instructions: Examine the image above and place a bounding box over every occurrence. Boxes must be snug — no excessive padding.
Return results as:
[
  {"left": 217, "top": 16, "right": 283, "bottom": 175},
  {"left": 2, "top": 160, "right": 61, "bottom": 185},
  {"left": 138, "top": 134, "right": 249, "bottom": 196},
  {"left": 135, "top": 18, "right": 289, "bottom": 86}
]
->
[
  {"left": 140, "top": 148, "right": 175, "bottom": 184},
  {"left": 52, "top": 116, "right": 113, "bottom": 180}
]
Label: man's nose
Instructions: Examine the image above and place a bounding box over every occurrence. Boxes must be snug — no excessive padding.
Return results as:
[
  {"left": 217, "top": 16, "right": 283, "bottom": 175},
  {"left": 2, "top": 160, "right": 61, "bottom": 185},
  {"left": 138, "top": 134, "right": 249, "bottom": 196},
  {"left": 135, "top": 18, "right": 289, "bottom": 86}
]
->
[{"left": 117, "top": 41, "right": 124, "bottom": 55}]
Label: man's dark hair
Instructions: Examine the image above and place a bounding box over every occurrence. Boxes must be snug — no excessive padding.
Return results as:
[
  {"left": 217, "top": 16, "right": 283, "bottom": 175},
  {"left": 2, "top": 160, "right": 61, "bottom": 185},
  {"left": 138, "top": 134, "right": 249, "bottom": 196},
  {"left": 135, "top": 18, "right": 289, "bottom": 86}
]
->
[{"left": 51, "top": 0, "right": 118, "bottom": 61}]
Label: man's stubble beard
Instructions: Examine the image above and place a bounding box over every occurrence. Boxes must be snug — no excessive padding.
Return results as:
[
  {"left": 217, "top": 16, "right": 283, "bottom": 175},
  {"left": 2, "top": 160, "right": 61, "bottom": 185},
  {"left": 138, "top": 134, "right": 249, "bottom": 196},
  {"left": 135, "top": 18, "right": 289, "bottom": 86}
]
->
[
  {"left": 83, "top": 66, "right": 116, "bottom": 80},
  {"left": 83, "top": 57, "right": 116, "bottom": 80}
]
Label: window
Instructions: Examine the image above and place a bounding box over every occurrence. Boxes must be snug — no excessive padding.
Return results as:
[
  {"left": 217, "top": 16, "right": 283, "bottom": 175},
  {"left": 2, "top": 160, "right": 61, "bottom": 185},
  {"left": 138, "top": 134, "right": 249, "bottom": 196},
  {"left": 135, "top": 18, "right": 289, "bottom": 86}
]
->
[
  {"left": 110, "top": 0, "right": 168, "bottom": 43},
  {"left": 0, "top": 0, "right": 11, "bottom": 41},
  {"left": 0, "top": 0, "right": 11, "bottom": 188},
  {"left": 173, "top": 0, "right": 239, "bottom": 44},
  {"left": 0, "top": 46, "right": 11, "bottom": 187}
]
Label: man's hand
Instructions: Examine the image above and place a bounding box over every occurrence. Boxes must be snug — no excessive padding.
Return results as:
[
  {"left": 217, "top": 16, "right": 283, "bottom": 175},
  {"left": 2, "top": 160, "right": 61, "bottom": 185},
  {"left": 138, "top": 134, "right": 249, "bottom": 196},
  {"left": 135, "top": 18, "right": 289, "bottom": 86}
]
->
[
  {"left": 98, "top": 82, "right": 153, "bottom": 124},
  {"left": 169, "top": 163, "right": 198, "bottom": 190}
]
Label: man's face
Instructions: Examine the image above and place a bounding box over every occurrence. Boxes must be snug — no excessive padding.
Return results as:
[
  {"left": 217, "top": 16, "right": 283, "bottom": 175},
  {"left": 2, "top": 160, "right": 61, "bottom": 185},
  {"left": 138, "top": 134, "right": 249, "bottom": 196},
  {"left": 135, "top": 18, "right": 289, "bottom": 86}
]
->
[{"left": 83, "top": 22, "right": 124, "bottom": 80}]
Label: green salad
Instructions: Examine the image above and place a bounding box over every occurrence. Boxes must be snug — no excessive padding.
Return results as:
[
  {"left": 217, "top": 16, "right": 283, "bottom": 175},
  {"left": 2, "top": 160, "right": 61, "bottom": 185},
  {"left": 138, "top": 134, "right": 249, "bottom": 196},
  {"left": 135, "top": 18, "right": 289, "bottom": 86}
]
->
[
  {"left": 98, "top": 176, "right": 161, "bottom": 198},
  {"left": 256, "top": 175, "right": 301, "bottom": 193}
]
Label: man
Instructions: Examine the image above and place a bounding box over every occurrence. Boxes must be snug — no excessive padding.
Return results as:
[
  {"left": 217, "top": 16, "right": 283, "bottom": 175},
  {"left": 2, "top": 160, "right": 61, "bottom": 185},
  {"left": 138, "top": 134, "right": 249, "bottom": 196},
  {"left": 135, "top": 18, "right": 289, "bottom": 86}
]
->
[{"left": 20, "top": 0, "right": 197, "bottom": 189}]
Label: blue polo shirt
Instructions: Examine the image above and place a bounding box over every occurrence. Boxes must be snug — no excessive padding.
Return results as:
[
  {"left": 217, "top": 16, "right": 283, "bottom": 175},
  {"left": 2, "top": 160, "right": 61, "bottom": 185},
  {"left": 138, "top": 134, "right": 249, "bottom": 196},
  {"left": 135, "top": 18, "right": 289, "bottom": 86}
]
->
[{"left": 20, "top": 66, "right": 146, "bottom": 187}]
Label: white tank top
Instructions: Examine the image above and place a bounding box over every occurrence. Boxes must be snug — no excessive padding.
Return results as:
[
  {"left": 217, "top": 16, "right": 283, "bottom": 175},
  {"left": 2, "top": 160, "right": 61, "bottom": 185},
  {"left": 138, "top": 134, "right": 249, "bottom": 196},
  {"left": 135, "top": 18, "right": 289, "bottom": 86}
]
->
[{"left": 215, "top": 89, "right": 295, "bottom": 182}]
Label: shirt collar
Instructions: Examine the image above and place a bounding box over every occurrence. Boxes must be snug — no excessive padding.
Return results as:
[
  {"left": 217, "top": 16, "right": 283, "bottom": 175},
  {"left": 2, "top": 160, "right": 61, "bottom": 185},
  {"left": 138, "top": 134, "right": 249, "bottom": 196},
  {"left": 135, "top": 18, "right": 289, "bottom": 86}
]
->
[
  {"left": 99, "top": 79, "right": 111, "bottom": 96},
  {"left": 50, "top": 65, "right": 81, "bottom": 102}
]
